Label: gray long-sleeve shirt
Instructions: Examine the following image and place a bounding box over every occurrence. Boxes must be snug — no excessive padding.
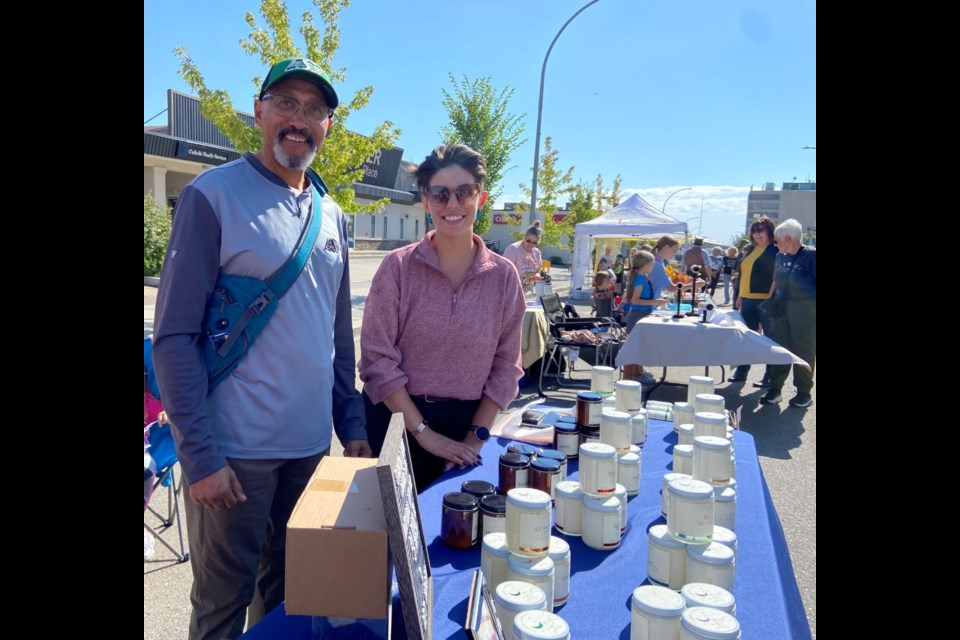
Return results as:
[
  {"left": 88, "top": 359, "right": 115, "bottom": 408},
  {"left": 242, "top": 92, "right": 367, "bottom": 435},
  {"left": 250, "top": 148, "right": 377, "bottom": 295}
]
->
[{"left": 153, "top": 153, "right": 365, "bottom": 483}]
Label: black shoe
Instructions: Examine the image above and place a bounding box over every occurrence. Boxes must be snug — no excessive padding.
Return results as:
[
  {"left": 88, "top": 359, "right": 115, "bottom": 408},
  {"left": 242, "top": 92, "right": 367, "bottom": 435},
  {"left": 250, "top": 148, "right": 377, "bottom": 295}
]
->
[
  {"left": 759, "top": 390, "right": 782, "bottom": 405},
  {"left": 752, "top": 380, "right": 770, "bottom": 388},
  {"left": 789, "top": 393, "right": 812, "bottom": 408},
  {"left": 727, "top": 375, "right": 747, "bottom": 383}
]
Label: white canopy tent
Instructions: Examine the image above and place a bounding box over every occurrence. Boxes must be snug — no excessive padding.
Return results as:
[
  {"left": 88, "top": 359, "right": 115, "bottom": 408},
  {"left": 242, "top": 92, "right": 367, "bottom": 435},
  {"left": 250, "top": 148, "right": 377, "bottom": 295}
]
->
[{"left": 569, "top": 193, "right": 688, "bottom": 299}]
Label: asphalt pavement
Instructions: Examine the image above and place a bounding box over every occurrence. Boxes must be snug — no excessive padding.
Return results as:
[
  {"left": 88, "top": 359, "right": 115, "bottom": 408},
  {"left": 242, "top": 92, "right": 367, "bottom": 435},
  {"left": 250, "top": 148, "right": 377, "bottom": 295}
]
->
[{"left": 144, "top": 252, "right": 815, "bottom": 638}]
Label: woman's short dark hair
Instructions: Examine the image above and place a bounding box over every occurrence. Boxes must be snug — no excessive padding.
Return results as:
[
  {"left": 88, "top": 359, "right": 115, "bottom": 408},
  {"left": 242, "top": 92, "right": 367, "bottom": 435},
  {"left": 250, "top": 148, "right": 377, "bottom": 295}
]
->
[
  {"left": 524, "top": 224, "right": 542, "bottom": 239},
  {"left": 413, "top": 144, "right": 487, "bottom": 191},
  {"left": 749, "top": 216, "right": 776, "bottom": 245},
  {"left": 654, "top": 236, "right": 680, "bottom": 252}
]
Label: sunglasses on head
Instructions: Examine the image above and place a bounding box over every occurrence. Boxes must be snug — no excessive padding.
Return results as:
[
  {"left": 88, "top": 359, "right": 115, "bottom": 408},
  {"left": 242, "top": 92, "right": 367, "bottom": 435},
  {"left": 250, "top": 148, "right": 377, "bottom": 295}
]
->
[{"left": 424, "top": 183, "right": 481, "bottom": 207}]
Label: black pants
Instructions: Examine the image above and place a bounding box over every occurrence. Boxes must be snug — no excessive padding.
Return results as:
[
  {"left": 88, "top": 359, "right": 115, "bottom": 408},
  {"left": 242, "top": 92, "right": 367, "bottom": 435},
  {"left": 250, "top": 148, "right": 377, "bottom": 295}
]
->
[{"left": 363, "top": 391, "right": 480, "bottom": 493}]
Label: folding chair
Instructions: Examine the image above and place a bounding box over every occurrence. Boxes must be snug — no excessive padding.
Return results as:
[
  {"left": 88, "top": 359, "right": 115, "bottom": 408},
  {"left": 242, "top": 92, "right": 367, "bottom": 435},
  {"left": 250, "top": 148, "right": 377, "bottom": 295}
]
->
[{"left": 145, "top": 421, "right": 189, "bottom": 562}]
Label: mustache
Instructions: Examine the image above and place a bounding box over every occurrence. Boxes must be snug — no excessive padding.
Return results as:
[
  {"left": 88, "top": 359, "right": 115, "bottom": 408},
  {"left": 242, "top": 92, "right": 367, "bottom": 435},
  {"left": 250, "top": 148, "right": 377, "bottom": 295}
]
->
[{"left": 275, "top": 126, "right": 317, "bottom": 150}]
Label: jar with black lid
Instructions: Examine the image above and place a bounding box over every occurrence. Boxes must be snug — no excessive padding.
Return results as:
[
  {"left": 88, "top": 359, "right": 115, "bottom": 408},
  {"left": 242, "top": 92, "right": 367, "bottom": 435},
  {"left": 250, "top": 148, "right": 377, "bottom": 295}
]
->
[
  {"left": 440, "top": 492, "right": 479, "bottom": 549},
  {"left": 498, "top": 452, "right": 531, "bottom": 495},
  {"left": 462, "top": 479, "right": 496, "bottom": 500},
  {"left": 479, "top": 494, "right": 507, "bottom": 538}
]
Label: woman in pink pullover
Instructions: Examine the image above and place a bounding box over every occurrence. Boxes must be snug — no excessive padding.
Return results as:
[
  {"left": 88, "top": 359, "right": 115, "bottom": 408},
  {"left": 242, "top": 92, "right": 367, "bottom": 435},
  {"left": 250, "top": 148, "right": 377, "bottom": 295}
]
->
[{"left": 360, "top": 144, "right": 526, "bottom": 491}]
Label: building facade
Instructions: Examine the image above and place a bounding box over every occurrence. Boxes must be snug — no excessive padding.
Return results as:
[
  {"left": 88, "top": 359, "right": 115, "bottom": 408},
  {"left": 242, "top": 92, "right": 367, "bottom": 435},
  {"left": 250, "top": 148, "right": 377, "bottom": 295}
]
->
[{"left": 745, "top": 182, "right": 816, "bottom": 240}]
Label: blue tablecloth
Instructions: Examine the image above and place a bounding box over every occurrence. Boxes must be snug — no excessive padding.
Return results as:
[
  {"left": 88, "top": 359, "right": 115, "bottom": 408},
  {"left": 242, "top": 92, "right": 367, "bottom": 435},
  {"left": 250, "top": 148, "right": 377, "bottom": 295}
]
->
[{"left": 244, "top": 421, "right": 812, "bottom": 639}]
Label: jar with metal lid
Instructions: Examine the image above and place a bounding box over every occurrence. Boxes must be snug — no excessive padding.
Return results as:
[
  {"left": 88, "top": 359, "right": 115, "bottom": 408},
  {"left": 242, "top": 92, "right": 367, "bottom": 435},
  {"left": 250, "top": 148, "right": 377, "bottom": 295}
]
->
[
  {"left": 462, "top": 479, "right": 496, "bottom": 500},
  {"left": 581, "top": 494, "right": 622, "bottom": 551},
  {"left": 494, "top": 581, "right": 548, "bottom": 640},
  {"left": 631, "top": 411, "right": 648, "bottom": 447},
  {"left": 553, "top": 420, "right": 580, "bottom": 458},
  {"left": 681, "top": 583, "right": 736, "bottom": 615},
  {"left": 680, "top": 606, "right": 740, "bottom": 640},
  {"left": 547, "top": 537, "right": 570, "bottom": 608},
  {"left": 579, "top": 426, "right": 600, "bottom": 446},
  {"left": 672, "top": 444, "right": 694, "bottom": 475},
  {"left": 661, "top": 472, "right": 691, "bottom": 518},
  {"left": 692, "top": 436, "right": 732, "bottom": 486},
  {"left": 509, "top": 443, "right": 540, "bottom": 457},
  {"left": 647, "top": 524, "right": 687, "bottom": 590},
  {"left": 553, "top": 481, "right": 583, "bottom": 536},
  {"left": 576, "top": 391, "right": 603, "bottom": 427},
  {"left": 537, "top": 448, "right": 567, "bottom": 482},
  {"left": 481, "top": 532, "right": 511, "bottom": 593},
  {"left": 672, "top": 402, "right": 696, "bottom": 434},
  {"left": 479, "top": 494, "right": 507, "bottom": 538},
  {"left": 686, "top": 543, "right": 735, "bottom": 591},
  {"left": 630, "top": 584, "right": 685, "bottom": 640},
  {"left": 666, "top": 477, "right": 714, "bottom": 543},
  {"left": 499, "top": 452, "right": 530, "bottom": 495},
  {"left": 513, "top": 610, "right": 570, "bottom": 640},
  {"left": 710, "top": 526, "right": 737, "bottom": 556},
  {"left": 694, "top": 412, "right": 728, "bottom": 439},
  {"left": 713, "top": 485, "right": 737, "bottom": 531},
  {"left": 591, "top": 365, "right": 617, "bottom": 396},
  {"left": 440, "top": 492, "right": 479, "bottom": 549},
  {"left": 507, "top": 554, "right": 556, "bottom": 613},
  {"left": 578, "top": 442, "right": 618, "bottom": 496},
  {"left": 686, "top": 376, "right": 715, "bottom": 405},
  {"left": 600, "top": 409, "right": 633, "bottom": 452},
  {"left": 530, "top": 457, "right": 561, "bottom": 500},
  {"left": 614, "top": 483, "right": 628, "bottom": 533},
  {"left": 678, "top": 423, "right": 695, "bottom": 446},
  {"left": 694, "top": 393, "right": 725, "bottom": 415},
  {"left": 615, "top": 379, "right": 643, "bottom": 413},
  {"left": 506, "top": 487, "right": 552, "bottom": 558},
  {"left": 617, "top": 451, "right": 641, "bottom": 496}
]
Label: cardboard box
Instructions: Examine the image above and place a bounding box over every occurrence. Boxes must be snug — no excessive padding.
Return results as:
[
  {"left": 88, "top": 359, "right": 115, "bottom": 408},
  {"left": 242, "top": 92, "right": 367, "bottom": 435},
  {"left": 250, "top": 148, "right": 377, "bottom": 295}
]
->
[{"left": 286, "top": 456, "right": 390, "bottom": 619}]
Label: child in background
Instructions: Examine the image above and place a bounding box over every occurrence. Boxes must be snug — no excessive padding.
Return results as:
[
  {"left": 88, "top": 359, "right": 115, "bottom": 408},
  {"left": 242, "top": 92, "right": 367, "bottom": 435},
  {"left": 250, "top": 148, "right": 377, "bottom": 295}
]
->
[
  {"left": 593, "top": 271, "right": 616, "bottom": 319},
  {"left": 621, "top": 250, "right": 666, "bottom": 384}
]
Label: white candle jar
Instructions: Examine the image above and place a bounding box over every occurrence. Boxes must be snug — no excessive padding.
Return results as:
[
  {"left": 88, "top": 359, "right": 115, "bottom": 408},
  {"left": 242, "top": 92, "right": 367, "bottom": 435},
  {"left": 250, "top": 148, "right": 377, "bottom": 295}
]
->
[
  {"left": 617, "top": 451, "right": 642, "bottom": 496},
  {"left": 600, "top": 409, "right": 633, "bottom": 453},
  {"left": 581, "top": 494, "right": 622, "bottom": 551},
  {"left": 481, "top": 532, "right": 510, "bottom": 593},
  {"left": 647, "top": 524, "right": 687, "bottom": 590},
  {"left": 507, "top": 554, "right": 556, "bottom": 613},
  {"left": 686, "top": 543, "right": 736, "bottom": 592},
  {"left": 667, "top": 477, "right": 715, "bottom": 544},
  {"left": 547, "top": 536, "right": 571, "bottom": 608},
  {"left": 711, "top": 526, "right": 738, "bottom": 556},
  {"left": 713, "top": 485, "right": 737, "bottom": 530},
  {"left": 553, "top": 481, "right": 583, "bottom": 536},
  {"left": 692, "top": 436, "right": 733, "bottom": 486},
  {"left": 591, "top": 365, "right": 617, "bottom": 396},
  {"left": 694, "top": 393, "right": 725, "bottom": 415},
  {"left": 506, "top": 488, "right": 552, "bottom": 558},
  {"left": 672, "top": 444, "right": 694, "bottom": 476},
  {"left": 694, "top": 412, "right": 728, "bottom": 439},
  {"left": 678, "top": 423, "right": 696, "bottom": 446},
  {"left": 680, "top": 606, "right": 740, "bottom": 640},
  {"left": 615, "top": 379, "right": 643, "bottom": 412},
  {"left": 513, "top": 610, "right": 571, "bottom": 640},
  {"left": 494, "top": 581, "right": 548, "bottom": 640},
  {"left": 687, "top": 376, "right": 715, "bottom": 405},
  {"left": 553, "top": 419, "right": 580, "bottom": 459},
  {"left": 681, "top": 583, "right": 736, "bottom": 615},
  {"left": 578, "top": 442, "right": 618, "bottom": 496},
  {"left": 661, "top": 472, "right": 691, "bottom": 518},
  {"left": 631, "top": 411, "right": 648, "bottom": 446},
  {"left": 630, "top": 585, "right": 685, "bottom": 640},
  {"left": 672, "top": 402, "right": 696, "bottom": 433},
  {"left": 614, "top": 483, "right": 628, "bottom": 533}
]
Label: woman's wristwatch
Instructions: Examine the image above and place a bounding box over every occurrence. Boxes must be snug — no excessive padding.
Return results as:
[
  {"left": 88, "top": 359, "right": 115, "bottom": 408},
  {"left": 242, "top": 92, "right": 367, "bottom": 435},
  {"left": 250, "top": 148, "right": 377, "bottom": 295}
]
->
[
  {"left": 469, "top": 425, "right": 491, "bottom": 442},
  {"left": 410, "top": 419, "right": 428, "bottom": 437}
]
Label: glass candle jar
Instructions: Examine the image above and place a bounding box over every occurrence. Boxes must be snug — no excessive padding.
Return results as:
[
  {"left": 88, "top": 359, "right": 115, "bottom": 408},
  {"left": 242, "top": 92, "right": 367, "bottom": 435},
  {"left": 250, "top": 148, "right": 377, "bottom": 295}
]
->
[
  {"left": 617, "top": 451, "right": 641, "bottom": 496},
  {"left": 630, "top": 585, "right": 685, "bottom": 640},
  {"left": 678, "top": 423, "right": 696, "bottom": 446},
  {"left": 479, "top": 494, "right": 507, "bottom": 538},
  {"left": 494, "top": 581, "right": 548, "bottom": 640},
  {"left": 672, "top": 402, "right": 696, "bottom": 434},
  {"left": 440, "top": 492, "right": 479, "bottom": 549},
  {"left": 710, "top": 526, "right": 738, "bottom": 556},
  {"left": 680, "top": 583, "right": 736, "bottom": 615},
  {"left": 507, "top": 554, "right": 556, "bottom": 613},
  {"left": 647, "top": 524, "right": 687, "bottom": 590},
  {"left": 666, "top": 477, "right": 715, "bottom": 543},
  {"left": 686, "top": 376, "right": 715, "bottom": 405},
  {"left": 631, "top": 411, "right": 648, "bottom": 447},
  {"left": 692, "top": 436, "right": 733, "bottom": 486},
  {"left": 506, "top": 487, "right": 552, "bottom": 558},
  {"left": 553, "top": 480, "right": 583, "bottom": 536},
  {"left": 686, "top": 543, "right": 736, "bottom": 592},
  {"left": 547, "top": 536, "right": 571, "bottom": 608},
  {"left": 680, "top": 607, "right": 740, "bottom": 640},
  {"left": 661, "top": 472, "right": 691, "bottom": 518},
  {"left": 513, "top": 610, "right": 571, "bottom": 640},
  {"left": 481, "top": 532, "right": 510, "bottom": 593},
  {"left": 579, "top": 426, "right": 600, "bottom": 446},
  {"left": 694, "top": 393, "right": 725, "bottom": 415},
  {"left": 530, "top": 458, "right": 561, "bottom": 501},
  {"left": 509, "top": 443, "right": 540, "bottom": 457},
  {"left": 672, "top": 444, "right": 694, "bottom": 476},
  {"left": 576, "top": 391, "right": 603, "bottom": 428},
  {"left": 553, "top": 419, "right": 580, "bottom": 458},
  {"left": 713, "top": 485, "right": 737, "bottom": 531},
  {"left": 600, "top": 409, "right": 633, "bottom": 453},
  {"left": 499, "top": 453, "right": 531, "bottom": 496},
  {"left": 462, "top": 479, "right": 496, "bottom": 500},
  {"left": 693, "top": 412, "right": 728, "bottom": 439},
  {"left": 590, "top": 365, "right": 617, "bottom": 396},
  {"left": 603, "top": 395, "right": 617, "bottom": 411},
  {"left": 537, "top": 449, "right": 567, "bottom": 482},
  {"left": 578, "top": 442, "right": 618, "bottom": 496},
  {"left": 581, "top": 494, "right": 622, "bottom": 551},
  {"left": 615, "top": 380, "right": 643, "bottom": 412}
]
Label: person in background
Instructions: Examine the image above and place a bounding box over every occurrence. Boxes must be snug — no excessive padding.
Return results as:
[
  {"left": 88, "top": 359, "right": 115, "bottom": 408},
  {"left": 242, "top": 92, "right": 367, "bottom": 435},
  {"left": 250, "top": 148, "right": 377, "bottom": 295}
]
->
[
  {"left": 593, "top": 270, "right": 616, "bottom": 319},
  {"left": 360, "top": 144, "right": 525, "bottom": 492},
  {"left": 613, "top": 254, "right": 625, "bottom": 295},
  {"left": 502, "top": 224, "right": 544, "bottom": 291},
  {"left": 152, "top": 58, "right": 370, "bottom": 639},
  {"left": 759, "top": 219, "right": 816, "bottom": 408},
  {"left": 620, "top": 250, "right": 666, "bottom": 383},
  {"left": 720, "top": 246, "right": 738, "bottom": 305},
  {"left": 708, "top": 247, "right": 723, "bottom": 297},
  {"left": 683, "top": 237, "right": 714, "bottom": 284},
  {"left": 728, "top": 216, "right": 778, "bottom": 386},
  {"left": 650, "top": 236, "right": 683, "bottom": 300}
]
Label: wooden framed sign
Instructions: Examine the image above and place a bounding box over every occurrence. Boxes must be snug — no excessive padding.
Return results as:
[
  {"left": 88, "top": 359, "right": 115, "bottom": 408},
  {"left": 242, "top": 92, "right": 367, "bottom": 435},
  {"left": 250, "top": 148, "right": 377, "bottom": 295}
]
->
[
  {"left": 376, "top": 415, "right": 433, "bottom": 639},
  {"left": 465, "top": 570, "right": 505, "bottom": 640}
]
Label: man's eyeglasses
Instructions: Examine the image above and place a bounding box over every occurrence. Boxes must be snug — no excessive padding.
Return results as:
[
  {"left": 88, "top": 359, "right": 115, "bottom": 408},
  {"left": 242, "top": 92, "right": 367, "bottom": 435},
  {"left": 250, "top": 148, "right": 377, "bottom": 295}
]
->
[
  {"left": 261, "top": 93, "right": 332, "bottom": 124},
  {"left": 424, "top": 183, "right": 481, "bottom": 208}
]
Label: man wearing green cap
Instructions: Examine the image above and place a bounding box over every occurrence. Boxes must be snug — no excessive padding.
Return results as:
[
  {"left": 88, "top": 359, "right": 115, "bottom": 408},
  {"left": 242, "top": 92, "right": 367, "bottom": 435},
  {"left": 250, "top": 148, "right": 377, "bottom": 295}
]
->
[{"left": 153, "top": 58, "right": 371, "bottom": 639}]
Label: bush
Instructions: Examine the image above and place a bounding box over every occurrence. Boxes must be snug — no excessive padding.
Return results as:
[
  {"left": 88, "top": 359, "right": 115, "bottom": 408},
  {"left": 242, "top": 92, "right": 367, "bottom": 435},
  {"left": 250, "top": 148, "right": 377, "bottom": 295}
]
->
[{"left": 144, "top": 194, "right": 172, "bottom": 276}]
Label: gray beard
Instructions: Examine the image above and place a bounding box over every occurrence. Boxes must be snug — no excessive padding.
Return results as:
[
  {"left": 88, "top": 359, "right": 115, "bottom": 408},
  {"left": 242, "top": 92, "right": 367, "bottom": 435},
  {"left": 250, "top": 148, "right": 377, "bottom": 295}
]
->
[{"left": 272, "top": 140, "right": 317, "bottom": 171}]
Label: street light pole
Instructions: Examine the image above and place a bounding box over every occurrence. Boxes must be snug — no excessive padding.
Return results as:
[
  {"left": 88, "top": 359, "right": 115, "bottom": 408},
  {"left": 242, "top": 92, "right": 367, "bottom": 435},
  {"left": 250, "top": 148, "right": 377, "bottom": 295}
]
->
[
  {"left": 529, "top": 0, "right": 602, "bottom": 228},
  {"left": 661, "top": 187, "right": 692, "bottom": 216}
]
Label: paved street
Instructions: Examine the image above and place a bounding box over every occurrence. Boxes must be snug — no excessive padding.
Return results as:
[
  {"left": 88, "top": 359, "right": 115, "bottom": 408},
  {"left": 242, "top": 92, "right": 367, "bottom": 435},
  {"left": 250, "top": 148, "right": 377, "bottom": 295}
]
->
[{"left": 144, "top": 252, "right": 815, "bottom": 638}]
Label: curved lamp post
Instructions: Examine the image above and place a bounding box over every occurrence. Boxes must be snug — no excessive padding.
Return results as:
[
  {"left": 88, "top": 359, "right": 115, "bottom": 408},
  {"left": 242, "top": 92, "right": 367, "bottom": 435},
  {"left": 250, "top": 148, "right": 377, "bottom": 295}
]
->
[
  {"left": 529, "top": 0, "right": 602, "bottom": 227},
  {"left": 661, "top": 187, "right": 692, "bottom": 216}
]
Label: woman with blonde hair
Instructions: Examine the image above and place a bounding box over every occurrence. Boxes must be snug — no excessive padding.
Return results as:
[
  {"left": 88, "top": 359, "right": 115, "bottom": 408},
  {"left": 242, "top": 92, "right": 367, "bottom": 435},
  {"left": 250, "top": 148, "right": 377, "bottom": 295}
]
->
[{"left": 621, "top": 250, "right": 667, "bottom": 383}]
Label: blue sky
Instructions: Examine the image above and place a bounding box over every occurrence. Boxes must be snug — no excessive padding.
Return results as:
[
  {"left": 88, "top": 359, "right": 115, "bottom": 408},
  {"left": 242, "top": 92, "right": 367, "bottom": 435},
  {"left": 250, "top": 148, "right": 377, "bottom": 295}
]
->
[{"left": 144, "top": 0, "right": 816, "bottom": 244}]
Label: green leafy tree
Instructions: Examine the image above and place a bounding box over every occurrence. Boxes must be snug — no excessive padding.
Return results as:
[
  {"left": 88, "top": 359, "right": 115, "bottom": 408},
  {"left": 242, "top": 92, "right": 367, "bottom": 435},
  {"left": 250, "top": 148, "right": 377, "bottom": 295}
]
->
[
  {"left": 728, "top": 232, "right": 749, "bottom": 248},
  {"left": 608, "top": 174, "right": 622, "bottom": 208},
  {"left": 440, "top": 74, "right": 526, "bottom": 235},
  {"left": 144, "top": 194, "right": 172, "bottom": 276},
  {"left": 174, "top": 0, "right": 400, "bottom": 215},
  {"left": 515, "top": 137, "right": 575, "bottom": 249},
  {"left": 593, "top": 173, "right": 622, "bottom": 214},
  {"left": 560, "top": 181, "right": 597, "bottom": 249}
]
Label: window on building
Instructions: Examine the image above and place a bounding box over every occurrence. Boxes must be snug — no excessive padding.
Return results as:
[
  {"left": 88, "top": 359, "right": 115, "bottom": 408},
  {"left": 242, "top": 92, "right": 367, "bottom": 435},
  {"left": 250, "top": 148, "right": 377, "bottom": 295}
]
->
[{"left": 371, "top": 215, "right": 376, "bottom": 238}]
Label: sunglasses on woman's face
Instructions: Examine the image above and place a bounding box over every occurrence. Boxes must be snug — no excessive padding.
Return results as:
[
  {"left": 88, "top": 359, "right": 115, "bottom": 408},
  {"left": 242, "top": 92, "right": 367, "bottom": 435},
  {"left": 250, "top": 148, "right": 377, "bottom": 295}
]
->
[
  {"left": 525, "top": 238, "right": 539, "bottom": 246},
  {"left": 424, "top": 183, "right": 481, "bottom": 207}
]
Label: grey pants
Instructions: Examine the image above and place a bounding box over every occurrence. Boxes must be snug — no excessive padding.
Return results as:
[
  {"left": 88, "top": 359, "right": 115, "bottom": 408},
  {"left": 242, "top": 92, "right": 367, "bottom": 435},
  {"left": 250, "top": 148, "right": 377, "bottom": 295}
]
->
[
  {"left": 184, "top": 453, "right": 325, "bottom": 640},
  {"left": 766, "top": 298, "right": 816, "bottom": 394}
]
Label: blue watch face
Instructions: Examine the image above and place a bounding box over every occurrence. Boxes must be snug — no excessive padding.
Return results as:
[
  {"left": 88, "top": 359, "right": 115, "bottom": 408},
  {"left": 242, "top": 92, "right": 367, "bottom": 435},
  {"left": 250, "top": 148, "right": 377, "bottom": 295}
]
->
[{"left": 472, "top": 426, "right": 490, "bottom": 442}]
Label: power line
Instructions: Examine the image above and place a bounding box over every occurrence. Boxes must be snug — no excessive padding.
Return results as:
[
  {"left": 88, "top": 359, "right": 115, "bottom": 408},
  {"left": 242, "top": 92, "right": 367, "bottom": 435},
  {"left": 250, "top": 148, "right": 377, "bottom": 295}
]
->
[{"left": 144, "top": 108, "right": 168, "bottom": 126}]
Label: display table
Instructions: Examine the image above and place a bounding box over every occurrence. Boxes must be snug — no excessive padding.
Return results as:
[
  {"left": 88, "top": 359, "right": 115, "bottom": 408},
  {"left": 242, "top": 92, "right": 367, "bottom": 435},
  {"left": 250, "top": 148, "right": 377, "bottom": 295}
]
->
[{"left": 521, "top": 305, "right": 549, "bottom": 370}]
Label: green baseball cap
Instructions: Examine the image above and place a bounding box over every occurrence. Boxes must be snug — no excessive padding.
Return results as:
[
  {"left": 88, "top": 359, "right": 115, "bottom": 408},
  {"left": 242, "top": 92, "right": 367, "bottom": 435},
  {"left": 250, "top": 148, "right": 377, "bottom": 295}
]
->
[{"left": 259, "top": 58, "right": 338, "bottom": 109}]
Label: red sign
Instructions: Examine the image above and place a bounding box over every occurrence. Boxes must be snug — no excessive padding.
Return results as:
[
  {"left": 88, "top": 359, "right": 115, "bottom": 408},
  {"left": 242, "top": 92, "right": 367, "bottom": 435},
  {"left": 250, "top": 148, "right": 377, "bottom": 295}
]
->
[{"left": 493, "top": 213, "right": 522, "bottom": 224}]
